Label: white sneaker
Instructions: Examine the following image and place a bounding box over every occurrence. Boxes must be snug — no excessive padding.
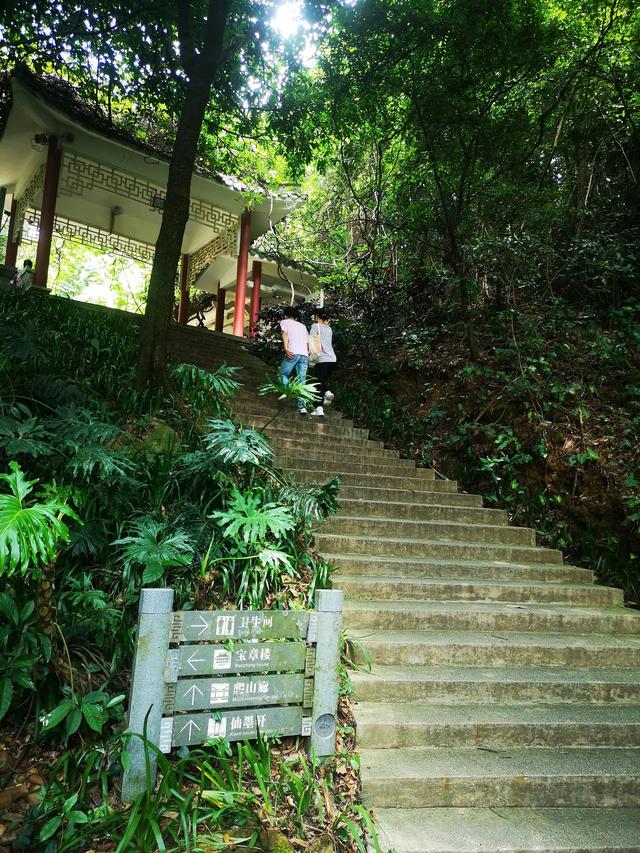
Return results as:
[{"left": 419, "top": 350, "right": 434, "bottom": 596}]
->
[
  {"left": 298, "top": 408, "right": 307, "bottom": 414},
  {"left": 310, "top": 406, "right": 324, "bottom": 417},
  {"left": 323, "top": 391, "right": 334, "bottom": 405},
  {"left": 278, "top": 394, "right": 287, "bottom": 400}
]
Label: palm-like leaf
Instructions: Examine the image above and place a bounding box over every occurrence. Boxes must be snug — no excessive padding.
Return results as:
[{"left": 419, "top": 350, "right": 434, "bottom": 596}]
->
[
  {"left": 0, "top": 411, "right": 53, "bottom": 459},
  {"left": 0, "top": 322, "right": 46, "bottom": 365},
  {"left": 211, "top": 489, "right": 295, "bottom": 545},
  {"left": 277, "top": 476, "right": 341, "bottom": 522},
  {"left": 113, "top": 517, "right": 194, "bottom": 585},
  {"left": 259, "top": 376, "right": 319, "bottom": 406},
  {"left": 0, "top": 462, "right": 78, "bottom": 577},
  {"left": 203, "top": 419, "right": 273, "bottom": 465}
]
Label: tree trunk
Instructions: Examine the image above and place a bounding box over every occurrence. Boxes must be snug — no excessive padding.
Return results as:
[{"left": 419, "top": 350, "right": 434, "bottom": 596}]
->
[
  {"left": 136, "top": 0, "right": 231, "bottom": 389},
  {"left": 446, "top": 235, "right": 481, "bottom": 362},
  {"left": 37, "top": 561, "right": 56, "bottom": 639}
]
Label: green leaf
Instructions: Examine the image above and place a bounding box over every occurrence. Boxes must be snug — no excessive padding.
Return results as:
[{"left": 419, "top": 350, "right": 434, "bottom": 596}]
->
[
  {"left": 62, "top": 792, "right": 79, "bottom": 813},
  {"left": 67, "top": 810, "right": 89, "bottom": 824},
  {"left": 39, "top": 816, "right": 62, "bottom": 842},
  {"left": 82, "top": 702, "right": 107, "bottom": 733},
  {"left": 211, "top": 488, "right": 295, "bottom": 545},
  {"left": 0, "top": 462, "right": 78, "bottom": 577},
  {"left": 142, "top": 563, "right": 164, "bottom": 584},
  {"left": 0, "top": 592, "right": 18, "bottom": 624},
  {"left": 65, "top": 707, "right": 82, "bottom": 736},
  {"left": 0, "top": 678, "right": 13, "bottom": 722},
  {"left": 203, "top": 419, "right": 274, "bottom": 465},
  {"left": 41, "top": 699, "right": 74, "bottom": 730}
]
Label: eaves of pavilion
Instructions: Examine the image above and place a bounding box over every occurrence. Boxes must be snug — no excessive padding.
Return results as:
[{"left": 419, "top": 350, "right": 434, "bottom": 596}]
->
[{"left": 0, "top": 69, "right": 317, "bottom": 336}]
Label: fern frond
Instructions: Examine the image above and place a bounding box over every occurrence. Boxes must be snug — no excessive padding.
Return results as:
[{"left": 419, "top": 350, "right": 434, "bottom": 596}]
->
[
  {"left": 203, "top": 419, "right": 273, "bottom": 465},
  {"left": 259, "top": 375, "right": 319, "bottom": 406},
  {"left": 211, "top": 488, "right": 295, "bottom": 545},
  {"left": 0, "top": 462, "right": 79, "bottom": 577},
  {"left": 0, "top": 322, "right": 47, "bottom": 365},
  {"left": 113, "top": 517, "right": 194, "bottom": 585},
  {"left": 0, "top": 411, "right": 53, "bottom": 459}
]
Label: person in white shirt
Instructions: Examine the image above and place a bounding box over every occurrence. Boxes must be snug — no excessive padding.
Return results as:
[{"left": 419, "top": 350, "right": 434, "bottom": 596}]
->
[
  {"left": 12, "top": 259, "right": 35, "bottom": 291},
  {"left": 308, "top": 308, "right": 337, "bottom": 417},
  {"left": 279, "top": 306, "right": 310, "bottom": 413}
]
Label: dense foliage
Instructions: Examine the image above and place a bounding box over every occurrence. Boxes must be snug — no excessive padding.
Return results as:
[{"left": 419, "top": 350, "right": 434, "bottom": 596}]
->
[{"left": 253, "top": 0, "right": 640, "bottom": 600}]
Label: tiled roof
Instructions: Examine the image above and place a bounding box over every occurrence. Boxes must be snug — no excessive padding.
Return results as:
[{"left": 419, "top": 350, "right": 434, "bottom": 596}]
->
[{"left": 0, "top": 65, "right": 300, "bottom": 200}]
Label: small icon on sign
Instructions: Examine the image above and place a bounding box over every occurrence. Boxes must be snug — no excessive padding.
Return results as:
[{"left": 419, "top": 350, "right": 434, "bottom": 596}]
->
[
  {"left": 207, "top": 717, "right": 227, "bottom": 738},
  {"left": 216, "top": 615, "right": 235, "bottom": 636},
  {"left": 210, "top": 683, "right": 230, "bottom": 704},
  {"left": 212, "top": 649, "right": 232, "bottom": 670}
]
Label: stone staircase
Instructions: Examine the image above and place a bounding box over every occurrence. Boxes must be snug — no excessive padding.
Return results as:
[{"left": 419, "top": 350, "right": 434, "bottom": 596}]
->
[{"left": 186, "top": 330, "right": 640, "bottom": 853}]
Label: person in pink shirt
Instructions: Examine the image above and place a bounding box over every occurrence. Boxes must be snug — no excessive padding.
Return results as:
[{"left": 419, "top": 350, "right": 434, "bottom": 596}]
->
[{"left": 279, "top": 306, "right": 310, "bottom": 413}]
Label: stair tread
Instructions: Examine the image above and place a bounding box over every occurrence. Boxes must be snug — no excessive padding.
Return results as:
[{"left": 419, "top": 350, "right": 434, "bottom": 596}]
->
[
  {"left": 327, "top": 515, "right": 526, "bottom": 532},
  {"left": 351, "top": 664, "right": 640, "bottom": 686},
  {"left": 350, "top": 628, "right": 640, "bottom": 649},
  {"left": 355, "top": 701, "right": 640, "bottom": 726},
  {"left": 318, "top": 532, "right": 545, "bottom": 547},
  {"left": 344, "top": 600, "right": 636, "bottom": 618},
  {"left": 326, "top": 553, "right": 580, "bottom": 571},
  {"left": 371, "top": 807, "right": 640, "bottom": 853},
  {"left": 338, "top": 574, "right": 604, "bottom": 590},
  {"left": 360, "top": 746, "right": 640, "bottom": 777}
]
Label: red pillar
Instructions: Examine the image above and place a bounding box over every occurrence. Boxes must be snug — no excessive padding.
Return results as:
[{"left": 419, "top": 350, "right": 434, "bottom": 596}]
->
[
  {"left": 232, "top": 210, "right": 251, "bottom": 336},
  {"left": 214, "top": 282, "right": 225, "bottom": 332},
  {"left": 35, "top": 136, "right": 62, "bottom": 288},
  {"left": 4, "top": 199, "right": 18, "bottom": 266},
  {"left": 177, "top": 254, "right": 189, "bottom": 324},
  {"left": 249, "top": 260, "right": 262, "bottom": 339}
]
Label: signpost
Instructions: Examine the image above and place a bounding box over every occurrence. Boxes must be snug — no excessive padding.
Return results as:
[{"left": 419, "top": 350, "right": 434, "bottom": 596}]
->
[{"left": 121, "top": 588, "right": 343, "bottom": 801}]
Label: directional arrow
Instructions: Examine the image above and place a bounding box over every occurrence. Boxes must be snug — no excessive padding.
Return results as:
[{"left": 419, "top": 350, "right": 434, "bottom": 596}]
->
[
  {"left": 183, "top": 684, "right": 204, "bottom": 705},
  {"left": 189, "top": 614, "right": 209, "bottom": 637},
  {"left": 186, "top": 651, "right": 205, "bottom": 671},
  {"left": 180, "top": 719, "right": 200, "bottom": 740}
]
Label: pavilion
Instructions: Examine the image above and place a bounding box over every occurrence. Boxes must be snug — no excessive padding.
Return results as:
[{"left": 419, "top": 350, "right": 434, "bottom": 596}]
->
[{"left": 0, "top": 68, "right": 319, "bottom": 336}]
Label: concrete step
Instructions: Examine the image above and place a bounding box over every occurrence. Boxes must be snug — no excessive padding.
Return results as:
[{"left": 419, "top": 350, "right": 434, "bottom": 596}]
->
[
  {"left": 324, "top": 516, "right": 534, "bottom": 546},
  {"left": 371, "top": 807, "right": 640, "bottom": 853},
  {"left": 338, "top": 498, "right": 506, "bottom": 524},
  {"left": 338, "top": 575, "right": 622, "bottom": 606},
  {"left": 232, "top": 401, "right": 346, "bottom": 420},
  {"left": 354, "top": 701, "right": 640, "bottom": 748},
  {"left": 360, "top": 746, "right": 640, "bottom": 808},
  {"left": 276, "top": 451, "right": 419, "bottom": 471},
  {"left": 265, "top": 429, "right": 383, "bottom": 451},
  {"left": 351, "top": 665, "right": 640, "bottom": 704},
  {"left": 337, "top": 485, "right": 479, "bottom": 505},
  {"left": 350, "top": 629, "right": 640, "bottom": 668},
  {"left": 278, "top": 455, "right": 432, "bottom": 477},
  {"left": 270, "top": 436, "right": 393, "bottom": 456},
  {"left": 240, "top": 416, "right": 369, "bottom": 440},
  {"left": 289, "top": 469, "right": 458, "bottom": 492},
  {"left": 327, "top": 554, "right": 594, "bottom": 583},
  {"left": 315, "top": 532, "right": 561, "bottom": 564},
  {"left": 343, "top": 600, "right": 640, "bottom": 635}
]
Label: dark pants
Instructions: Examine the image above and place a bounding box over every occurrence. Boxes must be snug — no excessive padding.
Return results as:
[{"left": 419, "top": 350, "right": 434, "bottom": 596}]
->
[{"left": 311, "top": 362, "right": 336, "bottom": 406}]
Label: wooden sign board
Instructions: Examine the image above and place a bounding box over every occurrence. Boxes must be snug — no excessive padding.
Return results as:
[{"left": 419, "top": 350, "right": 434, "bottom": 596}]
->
[
  {"left": 160, "top": 706, "right": 310, "bottom": 750},
  {"left": 166, "top": 640, "right": 311, "bottom": 679},
  {"left": 122, "top": 589, "right": 343, "bottom": 802}
]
